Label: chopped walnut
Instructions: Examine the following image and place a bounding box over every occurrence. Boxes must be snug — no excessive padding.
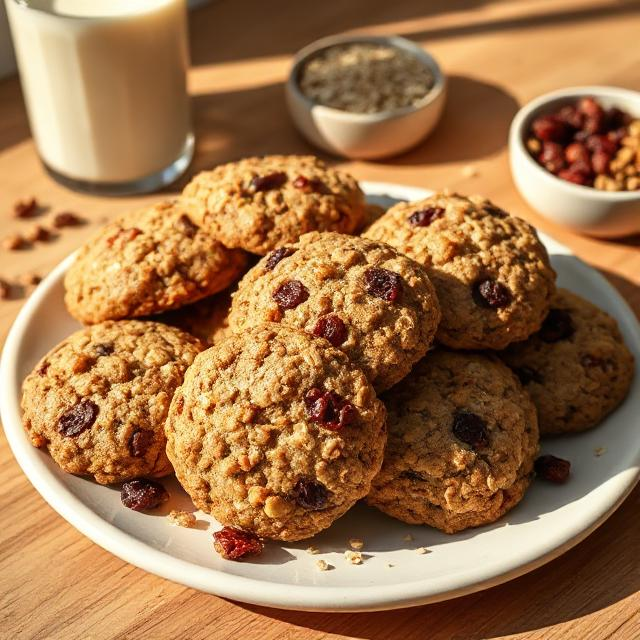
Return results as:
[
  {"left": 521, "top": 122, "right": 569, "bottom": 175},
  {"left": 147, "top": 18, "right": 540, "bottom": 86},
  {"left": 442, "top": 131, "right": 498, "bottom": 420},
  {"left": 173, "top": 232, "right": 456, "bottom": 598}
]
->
[
  {"left": 316, "top": 559, "right": 331, "bottom": 571},
  {"left": 594, "top": 446, "right": 607, "bottom": 457},
  {"left": 344, "top": 550, "right": 363, "bottom": 565},
  {"left": 348, "top": 538, "right": 364, "bottom": 550},
  {"left": 415, "top": 546, "right": 430, "bottom": 555},
  {"left": 167, "top": 510, "right": 197, "bottom": 528}
]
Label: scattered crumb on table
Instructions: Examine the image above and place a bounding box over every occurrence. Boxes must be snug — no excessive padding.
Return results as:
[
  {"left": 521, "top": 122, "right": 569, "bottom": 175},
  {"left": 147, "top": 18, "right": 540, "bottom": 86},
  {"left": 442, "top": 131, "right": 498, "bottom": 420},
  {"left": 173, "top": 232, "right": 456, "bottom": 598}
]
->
[
  {"left": 344, "top": 550, "right": 363, "bottom": 565},
  {"left": 167, "top": 510, "right": 197, "bottom": 528}
]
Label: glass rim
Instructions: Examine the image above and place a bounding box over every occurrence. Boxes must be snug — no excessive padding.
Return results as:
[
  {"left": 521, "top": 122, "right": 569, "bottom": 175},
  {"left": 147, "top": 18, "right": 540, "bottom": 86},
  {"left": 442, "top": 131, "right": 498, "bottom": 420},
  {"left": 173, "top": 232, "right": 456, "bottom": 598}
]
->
[{"left": 9, "top": 0, "right": 180, "bottom": 21}]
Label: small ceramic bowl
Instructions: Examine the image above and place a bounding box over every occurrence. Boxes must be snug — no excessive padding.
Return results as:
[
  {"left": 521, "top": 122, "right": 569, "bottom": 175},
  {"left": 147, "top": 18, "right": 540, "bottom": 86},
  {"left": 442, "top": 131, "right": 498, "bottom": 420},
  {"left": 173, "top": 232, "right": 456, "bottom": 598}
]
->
[
  {"left": 286, "top": 35, "right": 447, "bottom": 160},
  {"left": 509, "top": 86, "right": 640, "bottom": 238}
]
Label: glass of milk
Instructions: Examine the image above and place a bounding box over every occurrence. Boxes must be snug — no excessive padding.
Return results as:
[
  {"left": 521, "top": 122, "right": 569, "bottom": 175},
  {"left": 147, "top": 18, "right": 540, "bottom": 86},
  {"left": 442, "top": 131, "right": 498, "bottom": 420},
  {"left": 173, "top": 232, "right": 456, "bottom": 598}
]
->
[{"left": 5, "top": 0, "right": 193, "bottom": 195}]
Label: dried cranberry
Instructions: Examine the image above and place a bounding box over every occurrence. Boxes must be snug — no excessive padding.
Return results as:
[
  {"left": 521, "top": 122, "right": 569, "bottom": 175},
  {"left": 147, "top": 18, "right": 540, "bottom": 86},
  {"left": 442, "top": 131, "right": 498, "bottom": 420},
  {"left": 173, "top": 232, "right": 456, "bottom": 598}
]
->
[
  {"left": 272, "top": 280, "right": 309, "bottom": 310},
  {"left": 531, "top": 115, "right": 569, "bottom": 143},
  {"left": 408, "top": 207, "right": 445, "bottom": 227},
  {"left": 312, "top": 314, "right": 347, "bottom": 346},
  {"left": 364, "top": 267, "right": 402, "bottom": 302},
  {"left": 558, "top": 167, "right": 591, "bottom": 186},
  {"left": 94, "top": 343, "right": 114, "bottom": 356},
  {"left": 264, "top": 247, "right": 295, "bottom": 271},
  {"left": 175, "top": 214, "right": 198, "bottom": 238},
  {"left": 58, "top": 399, "right": 99, "bottom": 437},
  {"left": 514, "top": 366, "right": 543, "bottom": 385},
  {"left": 564, "top": 143, "right": 590, "bottom": 165},
  {"left": 557, "top": 105, "right": 584, "bottom": 130},
  {"left": 121, "top": 479, "right": 169, "bottom": 511},
  {"left": 538, "top": 142, "right": 566, "bottom": 173},
  {"left": 250, "top": 172, "right": 287, "bottom": 192},
  {"left": 129, "top": 430, "right": 154, "bottom": 457},
  {"left": 452, "top": 411, "right": 489, "bottom": 449},
  {"left": 485, "top": 204, "right": 508, "bottom": 218},
  {"left": 577, "top": 97, "right": 603, "bottom": 117},
  {"left": 472, "top": 278, "right": 511, "bottom": 309},
  {"left": 213, "top": 526, "right": 263, "bottom": 560},
  {"left": 292, "top": 478, "right": 329, "bottom": 510},
  {"left": 292, "top": 175, "right": 328, "bottom": 194},
  {"left": 604, "top": 107, "right": 630, "bottom": 130},
  {"left": 53, "top": 211, "right": 83, "bottom": 228},
  {"left": 585, "top": 134, "right": 617, "bottom": 155},
  {"left": 107, "top": 227, "right": 142, "bottom": 247},
  {"left": 591, "top": 150, "right": 611, "bottom": 175},
  {"left": 583, "top": 113, "right": 605, "bottom": 136},
  {"left": 535, "top": 455, "right": 570, "bottom": 484},
  {"left": 539, "top": 308, "right": 574, "bottom": 342},
  {"left": 607, "top": 127, "right": 627, "bottom": 145},
  {"left": 304, "top": 387, "right": 356, "bottom": 431},
  {"left": 37, "top": 361, "right": 50, "bottom": 376}
]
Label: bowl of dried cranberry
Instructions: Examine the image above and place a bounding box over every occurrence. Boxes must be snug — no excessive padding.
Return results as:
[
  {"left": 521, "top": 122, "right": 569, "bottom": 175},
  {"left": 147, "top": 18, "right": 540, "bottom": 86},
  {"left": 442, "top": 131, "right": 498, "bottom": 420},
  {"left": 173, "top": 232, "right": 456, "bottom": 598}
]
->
[{"left": 509, "top": 86, "right": 640, "bottom": 238}]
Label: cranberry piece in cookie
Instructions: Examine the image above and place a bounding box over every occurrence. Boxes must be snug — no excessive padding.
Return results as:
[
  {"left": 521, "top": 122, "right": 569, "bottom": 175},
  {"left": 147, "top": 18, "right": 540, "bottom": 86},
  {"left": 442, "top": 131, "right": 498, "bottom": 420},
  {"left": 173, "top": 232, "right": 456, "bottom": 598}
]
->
[
  {"left": 473, "top": 279, "right": 511, "bottom": 309},
  {"left": 264, "top": 247, "right": 295, "bottom": 271},
  {"left": 121, "top": 479, "right": 169, "bottom": 511},
  {"left": 539, "top": 308, "right": 575, "bottom": 342},
  {"left": 272, "top": 280, "right": 309, "bottom": 310},
  {"left": 250, "top": 171, "right": 287, "bottom": 192},
  {"left": 213, "top": 526, "right": 263, "bottom": 560},
  {"left": 408, "top": 207, "right": 444, "bottom": 227},
  {"left": 535, "top": 455, "right": 571, "bottom": 484},
  {"left": 129, "top": 429, "right": 154, "bottom": 457},
  {"left": 312, "top": 314, "right": 347, "bottom": 346},
  {"left": 452, "top": 411, "right": 489, "bottom": 449},
  {"left": 292, "top": 478, "right": 329, "bottom": 510},
  {"left": 304, "top": 387, "right": 356, "bottom": 431},
  {"left": 364, "top": 267, "right": 402, "bottom": 302},
  {"left": 58, "top": 398, "right": 99, "bottom": 437}
]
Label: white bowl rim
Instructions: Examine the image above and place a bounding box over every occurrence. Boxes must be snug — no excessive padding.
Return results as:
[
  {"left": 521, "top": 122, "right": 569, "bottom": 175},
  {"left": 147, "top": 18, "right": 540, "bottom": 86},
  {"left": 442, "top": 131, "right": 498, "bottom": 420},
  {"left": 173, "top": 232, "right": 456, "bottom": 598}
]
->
[
  {"left": 509, "top": 85, "right": 640, "bottom": 202},
  {"left": 2, "top": 180, "right": 639, "bottom": 612},
  {"left": 287, "top": 34, "right": 447, "bottom": 122}
]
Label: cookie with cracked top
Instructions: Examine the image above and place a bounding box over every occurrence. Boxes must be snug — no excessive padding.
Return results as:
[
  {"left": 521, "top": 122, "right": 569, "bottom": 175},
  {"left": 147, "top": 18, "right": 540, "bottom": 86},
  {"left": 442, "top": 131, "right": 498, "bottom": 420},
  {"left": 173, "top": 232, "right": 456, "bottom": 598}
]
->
[
  {"left": 182, "top": 155, "right": 366, "bottom": 255},
  {"left": 165, "top": 323, "right": 386, "bottom": 541},
  {"left": 367, "top": 349, "right": 539, "bottom": 533},
  {"left": 21, "top": 320, "right": 202, "bottom": 485},
  {"left": 228, "top": 231, "right": 441, "bottom": 392},
  {"left": 363, "top": 192, "right": 556, "bottom": 350},
  {"left": 500, "top": 288, "right": 635, "bottom": 435},
  {"left": 64, "top": 200, "right": 248, "bottom": 324}
]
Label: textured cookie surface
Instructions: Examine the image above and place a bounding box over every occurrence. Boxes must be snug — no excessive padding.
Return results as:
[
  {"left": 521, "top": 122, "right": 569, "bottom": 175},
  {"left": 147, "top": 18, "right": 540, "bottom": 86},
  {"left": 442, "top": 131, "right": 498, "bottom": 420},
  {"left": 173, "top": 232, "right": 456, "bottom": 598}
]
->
[
  {"left": 151, "top": 290, "right": 233, "bottom": 346},
  {"left": 228, "top": 232, "right": 440, "bottom": 391},
  {"left": 367, "top": 350, "right": 539, "bottom": 533},
  {"left": 165, "top": 323, "right": 386, "bottom": 541},
  {"left": 182, "top": 155, "right": 366, "bottom": 255},
  {"left": 22, "top": 320, "right": 202, "bottom": 484},
  {"left": 500, "top": 288, "right": 635, "bottom": 434},
  {"left": 364, "top": 193, "right": 556, "bottom": 349},
  {"left": 64, "top": 201, "right": 248, "bottom": 324}
]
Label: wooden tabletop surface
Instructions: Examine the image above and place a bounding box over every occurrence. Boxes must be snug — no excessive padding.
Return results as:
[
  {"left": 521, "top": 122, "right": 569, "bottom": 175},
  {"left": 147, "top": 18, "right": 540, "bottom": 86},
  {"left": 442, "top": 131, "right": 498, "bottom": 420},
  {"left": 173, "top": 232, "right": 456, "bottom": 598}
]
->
[{"left": 1, "top": 0, "right": 639, "bottom": 638}]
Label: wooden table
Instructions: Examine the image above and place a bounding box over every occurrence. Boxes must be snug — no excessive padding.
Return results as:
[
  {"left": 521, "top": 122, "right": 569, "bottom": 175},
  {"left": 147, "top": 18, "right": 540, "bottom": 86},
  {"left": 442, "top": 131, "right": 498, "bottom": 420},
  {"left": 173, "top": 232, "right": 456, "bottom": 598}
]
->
[{"left": 1, "top": 1, "right": 639, "bottom": 638}]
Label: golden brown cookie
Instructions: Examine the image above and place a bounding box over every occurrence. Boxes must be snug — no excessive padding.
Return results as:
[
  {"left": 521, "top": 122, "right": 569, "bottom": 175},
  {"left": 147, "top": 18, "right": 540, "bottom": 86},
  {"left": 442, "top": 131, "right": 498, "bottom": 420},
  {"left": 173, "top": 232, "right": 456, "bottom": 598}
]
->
[
  {"left": 21, "top": 320, "right": 202, "bottom": 485},
  {"left": 367, "top": 350, "right": 539, "bottom": 533},
  {"left": 165, "top": 323, "right": 386, "bottom": 541},
  {"left": 64, "top": 200, "right": 248, "bottom": 324},
  {"left": 500, "top": 288, "right": 635, "bottom": 435},
  {"left": 182, "top": 155, "right": 366, "bottom": 255},
  {"left": 228, "top": 232, "right": 441, "bottom": 392},
  {"left": 363, "top": 193, "right": 556, "bottom": 350}
]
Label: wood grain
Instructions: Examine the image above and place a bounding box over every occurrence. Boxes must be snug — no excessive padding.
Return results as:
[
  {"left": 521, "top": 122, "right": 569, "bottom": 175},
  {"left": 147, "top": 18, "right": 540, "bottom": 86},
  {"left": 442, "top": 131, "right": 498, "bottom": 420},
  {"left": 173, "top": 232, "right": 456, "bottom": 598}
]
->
[{"left": 0, "top": 1, "right": 638, "bottom": 638}]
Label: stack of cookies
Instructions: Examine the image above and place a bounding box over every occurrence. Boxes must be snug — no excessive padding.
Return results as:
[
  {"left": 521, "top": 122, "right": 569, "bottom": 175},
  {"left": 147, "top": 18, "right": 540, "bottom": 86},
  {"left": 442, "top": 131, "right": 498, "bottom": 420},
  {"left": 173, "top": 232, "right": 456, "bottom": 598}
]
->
[{"left": 21, "top": 154, "right": 635, "bottom": 558}]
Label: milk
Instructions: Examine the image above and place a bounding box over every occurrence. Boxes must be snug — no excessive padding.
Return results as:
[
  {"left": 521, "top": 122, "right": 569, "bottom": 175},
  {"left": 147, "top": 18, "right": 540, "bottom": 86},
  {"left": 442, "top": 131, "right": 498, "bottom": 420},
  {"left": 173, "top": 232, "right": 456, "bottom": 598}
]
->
[{"left": 5, "top": 0, "right": 192, "bottom": 191}]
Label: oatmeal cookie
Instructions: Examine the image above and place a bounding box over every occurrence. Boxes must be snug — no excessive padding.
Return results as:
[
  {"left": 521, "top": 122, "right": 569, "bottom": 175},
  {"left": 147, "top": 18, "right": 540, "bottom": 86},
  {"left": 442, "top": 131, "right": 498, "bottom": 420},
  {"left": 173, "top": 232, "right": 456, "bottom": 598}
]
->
[
  {"left": 182, "top": 155, "right": 366, "bottom": 255},
  {"left": 165, "top": 323, "right": 386, "bottom": 541},
  {"left": 500, "top": 288, "right": 635, "bottom": 434},
  {"left": 64, "top": 200, "right": 248, "bottom": 324},
  {"left": 228, "top": 232, "right": 441, "bottom": 392},
  {"left": 367, "top": 349, "right": 539, "bottom": 533},
  {"left": 152, "top": 290, "right": 233, "bottom": 346},
  {"left": 21, "top": 320, "right": 202, "bottom": 485},
  {"left": 363, "top": 193, "right": 556, "bottom": 349}
]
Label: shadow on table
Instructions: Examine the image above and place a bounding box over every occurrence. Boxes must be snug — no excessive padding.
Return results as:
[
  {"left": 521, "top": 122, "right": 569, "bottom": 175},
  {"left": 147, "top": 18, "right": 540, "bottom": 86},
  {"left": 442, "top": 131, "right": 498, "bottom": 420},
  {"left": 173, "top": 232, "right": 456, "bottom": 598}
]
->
[{"left": 235, "top": 486, "right": 639, "bottom": 639}]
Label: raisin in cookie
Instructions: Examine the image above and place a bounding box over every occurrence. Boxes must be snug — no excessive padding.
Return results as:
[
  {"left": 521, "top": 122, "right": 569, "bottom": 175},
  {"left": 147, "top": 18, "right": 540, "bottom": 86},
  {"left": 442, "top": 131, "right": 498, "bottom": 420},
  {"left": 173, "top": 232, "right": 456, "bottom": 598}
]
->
[
  {"left": 182, "top": 155, "right": 366, "bottom": 255},
  {"left": 500, "top": 288, "right": 635, "bottom": 435},
  {"left": 152, "top": 290, "right": 233, "bottom": 346},
  {"left": 21, "top": 320, "right": 202, "bottom": 485},
  {"left": 228, "top": 232, "right": 441, "bottom": 392},
  {"left": 363, "top": 193, "right": 556, "bottom": 350},
  {"left": 367, "top": 350, "right": 539, "bottom": 533},
  {"left": 165, "top": 323, "right": 386, "bottom": 541},
  {"left": 64, "top": 200, "right": 248, "bottom": 324}
]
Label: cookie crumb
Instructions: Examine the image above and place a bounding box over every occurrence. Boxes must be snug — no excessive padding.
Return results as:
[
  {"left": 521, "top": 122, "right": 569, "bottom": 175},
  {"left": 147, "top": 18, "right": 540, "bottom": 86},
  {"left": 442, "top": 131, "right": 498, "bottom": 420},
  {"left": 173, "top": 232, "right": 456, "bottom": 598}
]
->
[
  {"left": 344, "top": 550, "right": 363, "bottom": 565},
  {"left": 387, "top": 563, "right": 395, "bottom": 568},
  {"left": 24, "top": 224, "right": 50, "bottom": 243},
  {"left": 462, "top": 164, "right": 478, "bottom": 178},
  {"left": 415, "top": 546, "right": 430, "bottom": 555},
  {"left": 316, "top": 559, "right": 331, "bottom": 571},
  {"left": 53, "top": 211, "right": 84, "bottom": 228},
  {"left": 594, "top": 446, "right": 607, "bottom": 457},
  {"left": 403, "top": 533, "right": 414, "bottom": 542},
  {"left": 13, "top": 197, "right": 38, "bottom": 218},
  {"left": 167, "top": 510, "right": 197, "bottom": 528},
  {"left": 306, "top": 545, "right": 320, "bottom": 555},
  {"left": 348, "top": 538, "right": 364, "bottom": 550},
  {"left": 3, "top": 234, "right": 26, "bottom": 251},
  {"left": 0, "top": 278, "right": 10, "bottom": 300}
]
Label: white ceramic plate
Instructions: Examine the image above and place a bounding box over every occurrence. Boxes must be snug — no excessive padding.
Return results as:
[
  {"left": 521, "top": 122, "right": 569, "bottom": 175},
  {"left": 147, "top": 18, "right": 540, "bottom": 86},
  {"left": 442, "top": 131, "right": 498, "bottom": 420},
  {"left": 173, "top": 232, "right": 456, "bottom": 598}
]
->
[{"left": 2, "top": 182, "right": 639, "bottom": 612}]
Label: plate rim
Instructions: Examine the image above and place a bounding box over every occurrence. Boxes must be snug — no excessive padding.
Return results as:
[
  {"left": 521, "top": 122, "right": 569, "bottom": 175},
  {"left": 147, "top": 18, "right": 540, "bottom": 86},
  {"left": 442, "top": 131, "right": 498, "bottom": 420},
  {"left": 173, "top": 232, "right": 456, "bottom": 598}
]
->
[{"left": 2, "top": 181, "right": 639, "bottom": 612}]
